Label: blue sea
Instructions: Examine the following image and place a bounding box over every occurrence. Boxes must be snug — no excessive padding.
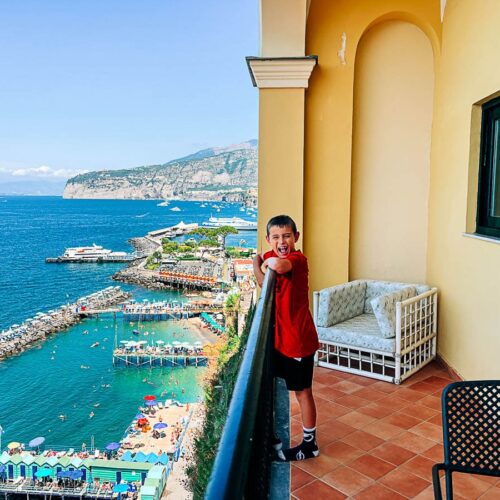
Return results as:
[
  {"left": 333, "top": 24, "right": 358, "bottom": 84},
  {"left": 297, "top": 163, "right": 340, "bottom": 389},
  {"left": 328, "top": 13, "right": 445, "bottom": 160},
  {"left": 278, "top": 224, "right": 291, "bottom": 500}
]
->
[{"left": 0, "top": 196, "right": 256, "bottom": 449}]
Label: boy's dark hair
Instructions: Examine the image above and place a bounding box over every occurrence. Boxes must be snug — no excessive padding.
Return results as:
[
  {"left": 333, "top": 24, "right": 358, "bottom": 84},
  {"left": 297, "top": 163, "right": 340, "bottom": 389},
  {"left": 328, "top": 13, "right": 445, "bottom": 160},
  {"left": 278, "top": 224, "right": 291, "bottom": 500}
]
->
[{"left": 266, "top": 215, "right": 298, "bottom": 236}]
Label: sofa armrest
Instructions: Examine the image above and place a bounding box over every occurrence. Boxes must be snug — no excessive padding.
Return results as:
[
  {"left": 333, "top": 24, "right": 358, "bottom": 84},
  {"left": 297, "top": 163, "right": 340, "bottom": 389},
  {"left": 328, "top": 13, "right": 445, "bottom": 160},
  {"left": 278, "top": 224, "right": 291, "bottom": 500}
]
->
[
  {"left": 396, "top": 288, "right": 438, "bottom": 354},
  {"left": 314, "top": 280, "right": 367, "bottom": 328}
]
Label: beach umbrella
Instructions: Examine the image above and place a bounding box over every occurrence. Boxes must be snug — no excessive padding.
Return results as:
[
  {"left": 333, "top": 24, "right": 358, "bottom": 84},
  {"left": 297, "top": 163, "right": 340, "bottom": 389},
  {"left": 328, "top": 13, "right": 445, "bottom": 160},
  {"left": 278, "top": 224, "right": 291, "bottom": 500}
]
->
[
  {"left": 155, "top": 340, "right": 164, "bottom": 344},
  {"left": 105, "top": 442, "right": 120, "bottom": 451},
  {"left": 135, "top": 413, "right": 146, "bottom": 419},
  {"left": 137, "top": 418, "right": 149, "bottom": 425},
  {"left": 113, "top": 484, "right": 129, "bottom": 493},
  {"left": 153, "top": 422, "right": 168, "bottom": 430},
  {"left": 119, "top": 340, "right": 130, "bottom": 344},
  {"left": 7, "top": 442, "right": 20, "bottom": 450},
  {"left": 137, "top": 340, "right": 148, "bottom": 345},
  {"left": 144, "top": 395, "right": 156, "bottom": 401},
  {"left": 134, "top": 452, "right": 147, "bottom": 463},
  {"left": 29, "top": 436, "right": 45, "bottom": 448},
  {"left": 36, "top": 468, "right": 52, "bottom": 478},
  {"left": 145, "top": 400, "right": 157, "bottom": 407},
  {"left": 172, "top": 341, "right": 181, "bottom": 345}
]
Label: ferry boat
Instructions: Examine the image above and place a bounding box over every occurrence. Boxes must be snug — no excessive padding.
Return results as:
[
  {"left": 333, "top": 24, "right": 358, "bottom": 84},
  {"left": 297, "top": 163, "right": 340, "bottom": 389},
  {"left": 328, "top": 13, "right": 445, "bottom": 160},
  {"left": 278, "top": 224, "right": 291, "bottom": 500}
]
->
[
  {"left": 46, "top": 244, "right": 136, "bottom": 263},
  {"left": 202, "top": 217, "right": 257, "bottom": 231}
]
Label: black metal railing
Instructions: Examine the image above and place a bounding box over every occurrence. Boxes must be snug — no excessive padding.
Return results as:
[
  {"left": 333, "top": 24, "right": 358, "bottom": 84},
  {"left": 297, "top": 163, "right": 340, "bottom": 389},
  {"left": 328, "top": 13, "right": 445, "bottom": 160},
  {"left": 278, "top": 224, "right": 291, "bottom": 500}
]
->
[{"left": 205, "top": 269, "right": 276, "bottom": 499}]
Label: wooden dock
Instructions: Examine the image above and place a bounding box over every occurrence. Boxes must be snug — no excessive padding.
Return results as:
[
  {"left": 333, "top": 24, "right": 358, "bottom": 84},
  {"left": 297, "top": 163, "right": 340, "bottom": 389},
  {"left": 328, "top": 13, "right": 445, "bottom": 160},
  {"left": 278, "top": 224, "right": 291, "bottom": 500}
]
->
[{"left": 112, "top": 351, "right": 211, "bottom": 367}]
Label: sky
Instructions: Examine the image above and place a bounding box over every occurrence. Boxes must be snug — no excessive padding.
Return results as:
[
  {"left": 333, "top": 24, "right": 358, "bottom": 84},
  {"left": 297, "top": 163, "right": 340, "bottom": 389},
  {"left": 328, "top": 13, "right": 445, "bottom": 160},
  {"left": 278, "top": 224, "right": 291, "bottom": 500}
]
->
[{"left": 0, "top": 0, "right": 259, "bottom": 193}]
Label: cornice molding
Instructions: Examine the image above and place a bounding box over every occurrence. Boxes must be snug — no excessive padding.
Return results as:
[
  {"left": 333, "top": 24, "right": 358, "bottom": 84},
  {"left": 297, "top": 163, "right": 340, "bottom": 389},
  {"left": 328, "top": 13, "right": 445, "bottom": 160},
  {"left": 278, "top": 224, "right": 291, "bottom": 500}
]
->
[{"left": 246, "top": 56, "right": 318, "bottom": 89}]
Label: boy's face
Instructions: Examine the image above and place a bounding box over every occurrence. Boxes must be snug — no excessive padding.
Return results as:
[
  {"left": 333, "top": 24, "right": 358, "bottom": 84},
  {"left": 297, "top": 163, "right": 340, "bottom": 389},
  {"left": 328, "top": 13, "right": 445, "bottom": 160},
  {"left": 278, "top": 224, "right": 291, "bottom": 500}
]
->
[{"left": 266, "top": 224, "right": 300, "bottom": 258}]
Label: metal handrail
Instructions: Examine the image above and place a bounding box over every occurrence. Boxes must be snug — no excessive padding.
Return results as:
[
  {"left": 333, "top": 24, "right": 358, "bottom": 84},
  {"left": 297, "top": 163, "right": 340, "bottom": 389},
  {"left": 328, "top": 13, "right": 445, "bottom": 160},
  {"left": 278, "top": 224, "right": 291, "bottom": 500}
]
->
[{"left": 205, "top": 269, "right": 276, "bottom": 499}]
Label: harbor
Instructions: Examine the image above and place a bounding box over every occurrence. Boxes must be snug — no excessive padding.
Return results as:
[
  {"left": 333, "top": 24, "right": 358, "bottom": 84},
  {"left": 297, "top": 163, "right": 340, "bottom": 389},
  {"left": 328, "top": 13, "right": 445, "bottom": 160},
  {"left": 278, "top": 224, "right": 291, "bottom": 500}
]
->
[
  {"left": 0, "top": 287, "right": 131, "bottom": 361},
  {"left": 1, "top": 199, "right": 257, "bottom": 499}
]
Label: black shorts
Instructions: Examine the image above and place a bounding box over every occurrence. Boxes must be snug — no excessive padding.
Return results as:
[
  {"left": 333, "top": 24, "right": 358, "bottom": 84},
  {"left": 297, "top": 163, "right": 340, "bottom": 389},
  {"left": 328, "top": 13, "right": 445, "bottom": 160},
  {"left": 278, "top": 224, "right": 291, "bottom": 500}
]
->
[{"left": 273, "top": 349, "right": 315, "bottom": 391}]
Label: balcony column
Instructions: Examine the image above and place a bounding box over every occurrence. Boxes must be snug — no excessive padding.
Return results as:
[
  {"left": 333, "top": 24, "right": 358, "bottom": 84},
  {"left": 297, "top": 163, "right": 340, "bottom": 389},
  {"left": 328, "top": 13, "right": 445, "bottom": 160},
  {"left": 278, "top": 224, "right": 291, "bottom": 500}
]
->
[{"left": 247, "top": 0, "right": 316, "bottom": 249}]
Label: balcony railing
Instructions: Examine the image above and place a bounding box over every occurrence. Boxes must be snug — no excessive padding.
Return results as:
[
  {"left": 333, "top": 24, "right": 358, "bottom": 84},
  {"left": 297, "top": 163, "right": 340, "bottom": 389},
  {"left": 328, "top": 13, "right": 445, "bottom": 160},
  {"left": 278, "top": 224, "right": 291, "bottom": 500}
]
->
[{"left": 205, "top": 269, "right": 276, "bottom": 499}]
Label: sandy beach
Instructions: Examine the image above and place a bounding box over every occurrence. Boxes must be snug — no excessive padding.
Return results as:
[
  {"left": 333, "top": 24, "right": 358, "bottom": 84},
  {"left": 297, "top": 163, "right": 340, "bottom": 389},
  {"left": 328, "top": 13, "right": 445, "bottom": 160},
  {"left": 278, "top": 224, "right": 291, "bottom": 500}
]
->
[
  {"left": 161, "top": 403, "right": 205, "bottom": 499},
  {"left": 120, "top": 402, "right": 195, "bottom": 456}
]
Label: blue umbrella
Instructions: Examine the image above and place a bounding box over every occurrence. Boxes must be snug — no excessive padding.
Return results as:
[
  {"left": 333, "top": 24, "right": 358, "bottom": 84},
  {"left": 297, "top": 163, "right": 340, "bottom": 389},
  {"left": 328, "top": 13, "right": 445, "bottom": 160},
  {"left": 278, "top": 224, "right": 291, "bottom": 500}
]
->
[
  {"left": 113, "top": 484, "right": 129, "bottom": 493},
  {"left": 29, "top": 437, "right": 45, "bottom": 448},
  {"left": 146, "top": 453, "right": 158, "bottom": 463},
  {"left": 153, "top": 422, "right": 168, "bottom": 430},
  {"left": 135, "top": 413, "right": 146, "bottom": 419},
  {"left": 121, "top": 451, "right": 133, "bottom": 462},
  {"left": 105, "top": 442, "right": 120, "bottom": 451},
  {"left": 57, "top": 471, "right": 71, "bottom": 479},
  {"left": 36, "top": 468, "right": 52, "bottom": 478},
  {"left": 145, "top": 400, "right": 157, "bottom": 407},
  {"left": 134, "top": 451, "right": 147, "bottom": 463}
]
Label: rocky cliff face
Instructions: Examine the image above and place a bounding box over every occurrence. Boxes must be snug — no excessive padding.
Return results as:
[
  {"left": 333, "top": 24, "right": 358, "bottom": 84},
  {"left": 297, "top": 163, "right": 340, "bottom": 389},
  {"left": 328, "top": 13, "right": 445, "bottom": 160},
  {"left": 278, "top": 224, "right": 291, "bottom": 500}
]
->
[{"left": 63, "top": 142, "right": 257, "bottom": 203}]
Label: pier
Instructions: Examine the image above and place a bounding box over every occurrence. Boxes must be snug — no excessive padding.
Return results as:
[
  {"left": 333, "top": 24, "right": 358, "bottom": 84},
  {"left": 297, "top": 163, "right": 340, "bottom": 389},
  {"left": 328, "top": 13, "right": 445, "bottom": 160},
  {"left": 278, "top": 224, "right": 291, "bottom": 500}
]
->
[
  {"left": 0, "top": 287, "right": 131, "bottom": 361},
  {"left": 112, "top": 351, "right": 210, "bottom": 368}
]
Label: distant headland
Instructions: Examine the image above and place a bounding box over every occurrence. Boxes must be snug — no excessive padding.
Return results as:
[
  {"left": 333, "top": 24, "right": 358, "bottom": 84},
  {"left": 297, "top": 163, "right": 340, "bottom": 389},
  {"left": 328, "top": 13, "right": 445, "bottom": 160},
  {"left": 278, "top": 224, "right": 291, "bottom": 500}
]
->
[{"left": 63, "top": 140, "right": 258, "bottom": 206}]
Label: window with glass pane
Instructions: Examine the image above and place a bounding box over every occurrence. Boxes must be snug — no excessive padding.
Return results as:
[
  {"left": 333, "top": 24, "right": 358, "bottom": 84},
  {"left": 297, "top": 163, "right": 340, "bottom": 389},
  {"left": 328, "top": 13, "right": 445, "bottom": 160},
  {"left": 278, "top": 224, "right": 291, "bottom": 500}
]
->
[{"left": 477, "top": 97, "right": 500, "bottom": 238}]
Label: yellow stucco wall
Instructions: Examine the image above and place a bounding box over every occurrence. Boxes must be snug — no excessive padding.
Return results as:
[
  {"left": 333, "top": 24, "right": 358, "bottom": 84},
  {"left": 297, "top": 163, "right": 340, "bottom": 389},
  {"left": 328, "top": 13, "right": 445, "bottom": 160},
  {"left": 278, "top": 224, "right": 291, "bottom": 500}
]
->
[
  {"left": 257, "top": 89, "right": 306, "bottom": 251},
  {"left": 303, "top": 0, "right": 441, "bottom": 293},
  {"left": 350, "top": 20, "right": 434, "bottom": 283},
  {"left": 257, "top": 0, "right": 500, "bottom": 378},
  {"left": 427, "top": 0, "right": 500, "bottom": 379}
]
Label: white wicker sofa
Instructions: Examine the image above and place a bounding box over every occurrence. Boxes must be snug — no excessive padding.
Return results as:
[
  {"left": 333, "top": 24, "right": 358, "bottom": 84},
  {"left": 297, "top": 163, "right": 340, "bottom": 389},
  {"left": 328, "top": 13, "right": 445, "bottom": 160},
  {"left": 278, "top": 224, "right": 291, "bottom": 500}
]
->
[{"left": 313, "top": 280, "right": 437, "bottom": 384}]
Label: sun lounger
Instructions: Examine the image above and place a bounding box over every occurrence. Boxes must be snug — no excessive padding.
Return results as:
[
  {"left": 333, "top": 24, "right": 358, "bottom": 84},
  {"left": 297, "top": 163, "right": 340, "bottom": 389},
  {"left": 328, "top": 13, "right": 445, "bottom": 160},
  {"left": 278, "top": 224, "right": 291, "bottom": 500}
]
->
[
  {"left": 157, "top": 402, "right": 164, "bottom": 409},
  {"left": 93, "top": 449, "right": 100, "bottom": 459},
  {"left": 67, "top": 448, "right": 75, "bottom": 457},
  {"left": 56, "top": 451, "right": 66, "bottom": 458}
]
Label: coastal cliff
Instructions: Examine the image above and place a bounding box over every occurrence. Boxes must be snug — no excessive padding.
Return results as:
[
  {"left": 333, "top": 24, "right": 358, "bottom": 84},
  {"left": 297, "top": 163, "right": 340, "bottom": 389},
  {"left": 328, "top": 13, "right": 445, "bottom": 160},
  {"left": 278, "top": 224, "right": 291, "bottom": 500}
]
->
[{"left": 63, "top": 141, "right": 257, "bottom": 204}]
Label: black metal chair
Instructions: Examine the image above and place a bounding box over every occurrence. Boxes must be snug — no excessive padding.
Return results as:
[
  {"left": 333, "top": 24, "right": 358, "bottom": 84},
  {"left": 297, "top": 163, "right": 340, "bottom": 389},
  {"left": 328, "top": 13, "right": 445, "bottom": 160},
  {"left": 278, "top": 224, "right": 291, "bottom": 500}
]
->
[{"left": 433, "top": 380, "right": 499, "bottom": 499}]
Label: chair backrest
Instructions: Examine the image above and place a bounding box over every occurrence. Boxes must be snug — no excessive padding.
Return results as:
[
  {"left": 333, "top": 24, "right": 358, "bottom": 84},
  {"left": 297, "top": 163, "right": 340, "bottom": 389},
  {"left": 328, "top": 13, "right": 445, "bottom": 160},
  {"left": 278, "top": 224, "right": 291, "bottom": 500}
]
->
[{"left": 441, "top": 380, "right": 499, "bottom": 476}]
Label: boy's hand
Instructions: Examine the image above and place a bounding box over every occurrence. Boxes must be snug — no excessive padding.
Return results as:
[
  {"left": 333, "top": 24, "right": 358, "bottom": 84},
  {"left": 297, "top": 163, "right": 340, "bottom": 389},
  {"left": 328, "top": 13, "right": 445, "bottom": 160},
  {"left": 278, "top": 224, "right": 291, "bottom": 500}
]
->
[{"left": 252, "top": 254, "right": 265, "bottom": 287}]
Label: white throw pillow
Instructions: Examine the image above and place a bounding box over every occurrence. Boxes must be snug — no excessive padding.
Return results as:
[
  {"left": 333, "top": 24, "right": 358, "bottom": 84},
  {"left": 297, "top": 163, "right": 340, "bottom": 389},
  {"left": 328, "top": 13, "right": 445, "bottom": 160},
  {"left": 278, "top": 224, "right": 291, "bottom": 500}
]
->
[{"left": 370, "top": 286, "right": 417, "bottom": 338}]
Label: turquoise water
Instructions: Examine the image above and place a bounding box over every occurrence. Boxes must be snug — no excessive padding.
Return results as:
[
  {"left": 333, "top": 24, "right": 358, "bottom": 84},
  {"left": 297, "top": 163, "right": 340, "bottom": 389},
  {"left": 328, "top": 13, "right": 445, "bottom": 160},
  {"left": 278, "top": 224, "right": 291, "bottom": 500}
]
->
[{"left": 0, "top": 197, "right": 256, "bottom": 448}]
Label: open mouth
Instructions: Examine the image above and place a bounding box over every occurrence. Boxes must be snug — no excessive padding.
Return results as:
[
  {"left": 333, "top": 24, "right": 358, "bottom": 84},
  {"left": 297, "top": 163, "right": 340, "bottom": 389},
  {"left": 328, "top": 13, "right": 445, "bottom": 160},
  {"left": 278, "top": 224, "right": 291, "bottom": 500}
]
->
[{"left": 277, "top": 245, "right": 289, "bottom": 257}]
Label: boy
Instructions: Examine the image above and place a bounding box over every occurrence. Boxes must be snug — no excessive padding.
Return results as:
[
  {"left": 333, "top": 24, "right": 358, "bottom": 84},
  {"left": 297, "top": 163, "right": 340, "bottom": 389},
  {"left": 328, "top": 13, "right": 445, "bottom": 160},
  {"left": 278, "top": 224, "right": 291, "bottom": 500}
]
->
[{"left": 253, "top": 215, "right": 320, "bottom": 461}]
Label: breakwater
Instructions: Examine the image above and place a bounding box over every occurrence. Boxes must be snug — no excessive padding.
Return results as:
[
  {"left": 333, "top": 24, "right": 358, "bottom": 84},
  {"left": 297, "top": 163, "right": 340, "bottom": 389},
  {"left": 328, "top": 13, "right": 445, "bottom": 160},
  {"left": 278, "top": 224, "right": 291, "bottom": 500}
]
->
[{"left": 0, "top": 286, "right": 130, "bottom": 360}]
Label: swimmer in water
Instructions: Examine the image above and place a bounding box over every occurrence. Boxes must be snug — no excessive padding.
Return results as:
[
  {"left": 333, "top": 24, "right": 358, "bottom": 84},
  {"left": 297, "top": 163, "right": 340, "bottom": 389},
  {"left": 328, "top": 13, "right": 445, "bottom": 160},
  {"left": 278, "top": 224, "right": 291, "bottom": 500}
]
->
[{"left": 89, "top": 412, "right": 94, "bottom": 419}]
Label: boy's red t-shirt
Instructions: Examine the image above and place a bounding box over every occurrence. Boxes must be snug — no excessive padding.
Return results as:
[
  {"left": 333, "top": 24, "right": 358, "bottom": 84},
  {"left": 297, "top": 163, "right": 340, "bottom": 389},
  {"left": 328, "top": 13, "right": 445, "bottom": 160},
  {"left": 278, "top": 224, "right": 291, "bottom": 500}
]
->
[{"left": 263, "top": 250, "right": 319, "bottom": 358}]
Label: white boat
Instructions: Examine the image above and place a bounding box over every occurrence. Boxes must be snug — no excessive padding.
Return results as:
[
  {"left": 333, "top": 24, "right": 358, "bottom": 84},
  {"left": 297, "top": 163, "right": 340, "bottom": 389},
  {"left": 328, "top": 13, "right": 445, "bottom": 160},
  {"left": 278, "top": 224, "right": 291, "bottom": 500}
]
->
[
  {"left": 202, "top": 217, "right": 257, "bottom": 231},
  {"left": 170, "top": 207, "right": 181, "bottom": 212},
  {"left": 47, "top": 244, "right": 133, "bottom": 263},
  {"left": 157, "top": 201, "right": 170, "bottom": 206}
]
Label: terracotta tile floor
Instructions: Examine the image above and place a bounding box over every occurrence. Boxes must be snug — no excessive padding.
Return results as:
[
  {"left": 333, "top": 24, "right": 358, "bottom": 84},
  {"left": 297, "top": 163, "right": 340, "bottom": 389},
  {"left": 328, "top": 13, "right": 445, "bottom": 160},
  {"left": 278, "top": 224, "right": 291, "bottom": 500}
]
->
[{"left": 290, "top": 361, "right": 499, "bottom": 499}]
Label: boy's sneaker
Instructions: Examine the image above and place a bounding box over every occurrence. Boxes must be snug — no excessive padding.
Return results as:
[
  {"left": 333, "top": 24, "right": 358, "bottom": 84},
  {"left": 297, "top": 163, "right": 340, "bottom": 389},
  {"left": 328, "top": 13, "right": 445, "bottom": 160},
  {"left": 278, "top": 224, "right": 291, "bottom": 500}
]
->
[
  {"left": 277, "top": 439, "right": 319, "bottom": 462},
  {"left": 271, "top": 435, "right": 282, "bottom": 451}
]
